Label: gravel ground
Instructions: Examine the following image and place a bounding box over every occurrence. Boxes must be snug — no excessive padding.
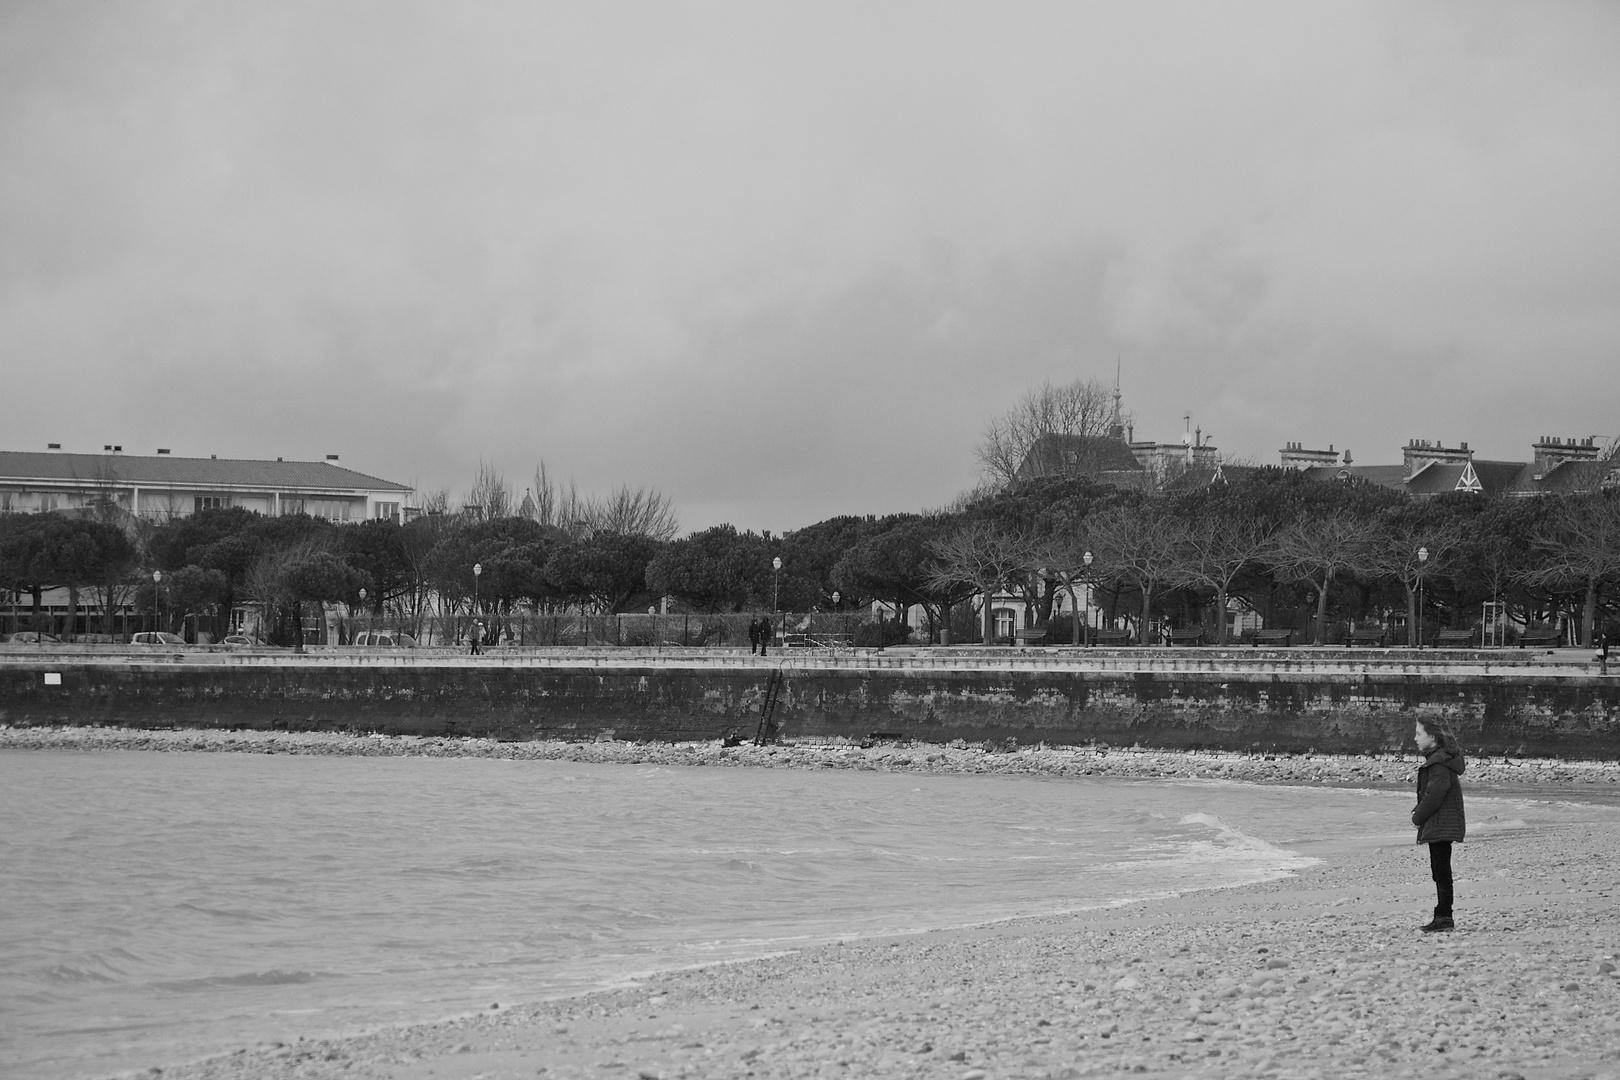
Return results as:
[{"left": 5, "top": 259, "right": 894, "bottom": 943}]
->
[
  {"left": 8, "top": 726, "right": 1620, "bottom": 1080},
  {"left": 6, "top": 724, "right": 1620, "bottom": 790}
]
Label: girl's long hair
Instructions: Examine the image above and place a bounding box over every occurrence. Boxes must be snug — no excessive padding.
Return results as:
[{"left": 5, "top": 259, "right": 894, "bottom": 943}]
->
[{"left": 1415, "top": 717, "right": 1460, "bottom": 754}]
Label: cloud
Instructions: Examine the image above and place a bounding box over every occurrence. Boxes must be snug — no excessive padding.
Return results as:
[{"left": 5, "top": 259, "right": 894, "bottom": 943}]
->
[{"left": 2, "top": 1, "right": 1617, "bottom": 531}]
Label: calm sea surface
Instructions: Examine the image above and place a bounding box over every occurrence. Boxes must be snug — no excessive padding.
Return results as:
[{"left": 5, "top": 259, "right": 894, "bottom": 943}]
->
[{"left": 0, "top": 749, "right": 1593, "bottom": 1079}]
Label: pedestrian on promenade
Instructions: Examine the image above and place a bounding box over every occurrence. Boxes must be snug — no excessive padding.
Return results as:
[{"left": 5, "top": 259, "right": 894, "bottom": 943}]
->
[
  {"left": 747, "top": 617, "right": 761, "bottom": 656},
  {"left": 1412, "top": 718, "right": 1466, "bottom": 932},
  {"left": 469, "top": 620, "right": 484, "bottom": 656},
  {"left": 758, "top": 615, "right": 771, "bottom": 657}
]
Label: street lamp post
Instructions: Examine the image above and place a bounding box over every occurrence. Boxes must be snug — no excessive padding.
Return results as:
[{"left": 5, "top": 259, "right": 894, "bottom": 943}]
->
[
  {"left": 472, "top": 563, "right": 482, "bottom": 643},
  {"left": 1416, "top": 546, "right": 1429, "bottom": 650},
  {"left": 772, "top": 556, "right": 782, "bottom": 614},
  {"left": 152, "top": 570, "right": 162, "bottom": 635},
  {"left": 1082, "top": 551, "right": 1094, "bottom": 647}
]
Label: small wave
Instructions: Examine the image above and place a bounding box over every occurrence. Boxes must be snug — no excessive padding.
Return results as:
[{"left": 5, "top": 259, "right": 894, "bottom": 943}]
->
[
  {"left": 1177, "top": 813, "right": 1318, "bottom": 871},
  {"left": 176, "top": 902, "right": 273, "bottom": 922},
  {"left": 721, "top": 858, "right": 766, "bottom": 873},
  {"left": 152, "top": 969, "right": 327, "bottom": 991},
  {"left": 37, "top": 962, "right": 123, "bottom": 985}
]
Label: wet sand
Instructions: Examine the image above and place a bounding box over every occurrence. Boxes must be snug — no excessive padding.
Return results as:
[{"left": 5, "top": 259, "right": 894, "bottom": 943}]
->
[{"left": 7, "top": 729, "right": 1620, "bottom": 1080}]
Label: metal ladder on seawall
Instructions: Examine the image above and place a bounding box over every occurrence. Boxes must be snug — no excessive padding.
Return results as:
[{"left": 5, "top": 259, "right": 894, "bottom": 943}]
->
[{"left": 753, "top": 661, "right": 790, "bottom": 746}]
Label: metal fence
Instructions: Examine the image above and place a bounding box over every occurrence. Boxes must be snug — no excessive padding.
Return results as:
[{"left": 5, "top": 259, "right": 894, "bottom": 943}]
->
[{"left": 333, "top": 611, "right": 872, "bottom": 648}]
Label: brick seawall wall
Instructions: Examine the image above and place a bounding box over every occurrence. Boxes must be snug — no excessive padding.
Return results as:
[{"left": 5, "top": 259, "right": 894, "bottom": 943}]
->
[{"left": 2, "top": 651, "right": 1618, "bottom": 757}]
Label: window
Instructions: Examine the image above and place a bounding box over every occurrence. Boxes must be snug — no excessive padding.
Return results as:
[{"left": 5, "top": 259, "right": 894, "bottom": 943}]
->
[
  {"left": 994, "top": 608, "right": 1017, "bottom": 640},
  {"left": 307, "top": 499, "right": 352, "bottom": 521},
  {"left": 0, "top": 493, "right": 12, "bottom": 513},
  {"left": 40, "top": 494, "right": 60, "bottom": 512},
  {"left": 281, "top": 498, "right": 305, "bottom": 515},
  {"left": 374, "top": 501, "right": 400, "bottom": 521},
  {"left": 195, "top": 496, "right": 232, "bottom": 513}
]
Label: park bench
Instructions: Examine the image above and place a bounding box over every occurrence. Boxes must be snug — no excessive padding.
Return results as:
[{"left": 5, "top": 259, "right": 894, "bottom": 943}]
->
[
  {"left": 1434, "top": 628, "right": 1478, "bottom": 648},
  {"left": 1518, "top": 628, "right": 1561, "bottom": 648},
  {"left": 1014, "top": 627, "right": 1049, "bottom": 646},
  {"left": 1348, "top": 627, "right": 1387, "bottom": 647},
  {"left": 1250, "top": 628, "right": 1294, "bottom": 647},
  {"left": 1089, "top": 628, "right": 1135, "bottom": 645},
  {"left": 1164, "top": 627, "right": 1206, "bottom": 646}
]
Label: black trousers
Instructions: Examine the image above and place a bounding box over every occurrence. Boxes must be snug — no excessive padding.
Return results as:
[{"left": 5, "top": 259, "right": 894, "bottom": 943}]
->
[{"left": 1429, "top": 841, "right": 1453, "bottom": 918}]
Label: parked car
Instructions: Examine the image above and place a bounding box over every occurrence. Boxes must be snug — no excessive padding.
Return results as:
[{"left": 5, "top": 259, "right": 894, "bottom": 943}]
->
[
  {"left": 352, "top": 630, "right": 418, "bottom": 647},
  {"left": 218, "top": 634, "right": 263, "bottom": 648},
  {"left": 6, "top": 631, "right": 61, "bottom": 644},
  {"left": 131, "top": 632, "right": 187, "bottom": 646}
]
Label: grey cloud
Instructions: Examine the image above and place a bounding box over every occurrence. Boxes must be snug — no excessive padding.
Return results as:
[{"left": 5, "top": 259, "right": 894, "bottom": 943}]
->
[{"left": 3, "top": 2, "right": 1616, "bottom": 532}]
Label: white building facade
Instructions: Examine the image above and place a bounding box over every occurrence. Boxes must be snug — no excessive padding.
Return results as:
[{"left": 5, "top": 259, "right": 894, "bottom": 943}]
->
[{"left": 0, "top": 448, "right": 413, "bottom": 523}]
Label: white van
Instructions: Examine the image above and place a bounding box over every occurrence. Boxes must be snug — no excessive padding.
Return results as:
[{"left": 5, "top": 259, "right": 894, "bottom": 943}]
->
[{"left": 352, "top": 630, "right": 418, "bottom": 647}]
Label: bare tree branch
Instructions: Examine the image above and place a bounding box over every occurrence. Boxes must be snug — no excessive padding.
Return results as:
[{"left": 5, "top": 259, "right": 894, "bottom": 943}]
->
[{"left": 974, "top": 377, "right": 1124, "bottom": 487}]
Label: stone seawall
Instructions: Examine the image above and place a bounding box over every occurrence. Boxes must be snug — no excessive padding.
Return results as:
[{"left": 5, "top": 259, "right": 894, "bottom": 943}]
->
[{"left": 2, "top": 649, "right": 1618, "bottom": 757}]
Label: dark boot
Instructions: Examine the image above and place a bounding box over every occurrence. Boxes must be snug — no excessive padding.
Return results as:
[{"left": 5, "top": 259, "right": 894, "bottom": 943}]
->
[{"left": 1421, "top": 915, "right": 1455, "bottom": 933}]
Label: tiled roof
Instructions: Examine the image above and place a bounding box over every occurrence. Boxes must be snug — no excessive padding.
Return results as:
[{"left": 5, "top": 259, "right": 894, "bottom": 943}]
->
[
  {"left": 1469, "top": 460, "right": 1530, "bottom": 495},
  {"left": 1300, "top": 457, "right": 1617, "bottom": 497},
  {"left": 1301, "top": 464, "right": 1408, "bottom": 488},
  {"left": 0, "top": 451, "right": 412, "bottom": 493},
  {"left": 1519, "top": 459, "right": 1620, "bottom": 494},
  {"left": 1017, "top": 434, "right": 1146, "bottom": 479}
]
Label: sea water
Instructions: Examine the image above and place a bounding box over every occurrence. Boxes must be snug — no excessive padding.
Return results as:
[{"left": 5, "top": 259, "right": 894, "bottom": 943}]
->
[{"left": 0, "top": 749, "right": 1576, "bottom": 1079}]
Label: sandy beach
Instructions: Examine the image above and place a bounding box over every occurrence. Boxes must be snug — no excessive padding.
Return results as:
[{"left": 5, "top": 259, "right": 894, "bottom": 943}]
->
[{"left": 8, "top": 729, "right": 1620, "bottom": 1080}]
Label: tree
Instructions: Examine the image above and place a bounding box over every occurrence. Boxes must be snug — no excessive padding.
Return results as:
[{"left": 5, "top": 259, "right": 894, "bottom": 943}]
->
[
  {"left": 0, "top": 514, "right": 54, "bottom": 627},
  {"left": 1265, "top": 510, "right": 1382, "bottom": 646},
  {"left": 1450, "top": 497, "right": 1546, "bottom": 634},
  {"left": 1363, "top": 507, "right": 1465, "bottom": 644},
  {"left": 584, "top": 486, "right": 680, "bottom": 541},
  {"left": 831, "top": 517, "right": 955, "bottom": 640},
  {"left": 1166, "top": 506, "right": 1276, "bottom": 644},
  {"left": 646, "top": 525, "right": 772, "bottom": 613},
  {"left": 40, "top": 517, "right": 138, "bottom": 640},
  {"left": 1526, "top": 494, "right": 1620, "bottom": 647},
  {"left": 161, "top": 565, "right": 229, "bottom": 637},
  {"left": 926, "top": 520, "right": 1035, "bottom": 643},
  {"left": 778, "top": 515, "right": 887, "bottom": 610},
  {"left": 336, "top": 518, "right": 412, "bottom": 613},
  {"left": 1083, "top": 503, "right": 1189, "bottom": 644},
  {"left": 463, "top": 460, "right": 512, "bottom": 521},
  {"left": 544, "top": 532, "right": 663, "bottom": 613},
  {"left": 975, "top": 377, "right": 1121, "bottom": 487},
  {"left": 148, "top": 507, "right": 265, "bottom": 639}
]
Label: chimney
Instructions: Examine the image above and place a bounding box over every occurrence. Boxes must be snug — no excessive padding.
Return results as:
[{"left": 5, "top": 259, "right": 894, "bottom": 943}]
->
[
  {"left": 157, "top": 448, "right": 170, "bottom": 455},
  {"left": 1403, "top": 438, "right": 1471, "bottom": 479},
  {"left": 326, "top": 454, "right": 340, "bottom": 463},
  {"left": 1532, "top": 435, "right": 1601, "bottom": 474},
  {"left": 1279, "top": 441, "right": 1340, "bottom": 469},
  {"left": 47, "top": 442, "right": 61, "bottom": 452}
]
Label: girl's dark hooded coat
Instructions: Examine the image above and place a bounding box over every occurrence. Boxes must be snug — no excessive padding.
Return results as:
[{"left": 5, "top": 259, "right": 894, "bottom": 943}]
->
[{"left": 1413, "top": 748, "right": 1466, "bottom": 843}]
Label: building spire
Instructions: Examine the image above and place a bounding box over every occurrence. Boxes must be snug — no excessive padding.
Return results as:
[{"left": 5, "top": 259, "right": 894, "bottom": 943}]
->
[{"left": 1109, "top": 354, "right": 1125, "bottom": 441}]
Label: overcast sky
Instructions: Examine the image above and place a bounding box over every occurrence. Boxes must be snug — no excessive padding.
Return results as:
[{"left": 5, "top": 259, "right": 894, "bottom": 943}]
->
[{"left": 3, "top": 2, "right": 1616, "bottom": 533}]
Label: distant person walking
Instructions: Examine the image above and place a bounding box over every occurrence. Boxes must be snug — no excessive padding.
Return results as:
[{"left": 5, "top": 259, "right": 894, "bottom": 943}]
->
[
  {"left": 758, "top": 615, "right": 771, "bottom": 657},
  {"left": 1412, "top": 718, "right": 1466, "bottom": 932},
  {"left": 747, "top": 617, "right": 761, "bottom": 656},
  {"left": 469, "top": 620, "right": 484, "bottom": 656}
]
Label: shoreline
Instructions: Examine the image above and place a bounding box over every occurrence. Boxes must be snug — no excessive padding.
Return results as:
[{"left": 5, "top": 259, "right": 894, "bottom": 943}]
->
[
  {"left": 12, "top": 727, "right": 1620, "bottom": 1079},
  {"left": 92, "top": 786, "right": 1620, "bottom": 1080},
  {"left": 6, "top": 724, "right": 1620, "bottom": 793}
]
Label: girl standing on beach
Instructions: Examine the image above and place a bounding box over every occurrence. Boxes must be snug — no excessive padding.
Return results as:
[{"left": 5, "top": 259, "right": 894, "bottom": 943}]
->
[{"left": 1412, "top": 718, "right": 1466, "bottom": 933}]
